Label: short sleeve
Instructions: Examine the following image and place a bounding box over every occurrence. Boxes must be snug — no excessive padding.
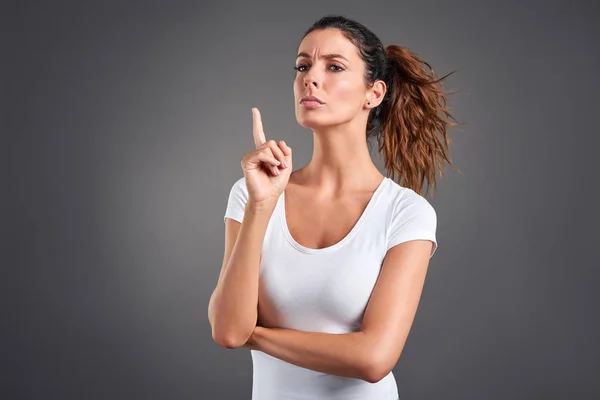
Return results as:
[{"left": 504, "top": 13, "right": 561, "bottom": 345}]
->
[
  {"left": 386, "top": 192, "right": 438, "bottom": 258},
  {"left": 223, "top": 177, "right": 249, "bottom": 224}
]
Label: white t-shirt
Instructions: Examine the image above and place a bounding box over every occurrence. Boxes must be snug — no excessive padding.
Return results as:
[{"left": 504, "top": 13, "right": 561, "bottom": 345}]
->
[{"left": 223, "top": 175, "right": 438, "bottom": 400}]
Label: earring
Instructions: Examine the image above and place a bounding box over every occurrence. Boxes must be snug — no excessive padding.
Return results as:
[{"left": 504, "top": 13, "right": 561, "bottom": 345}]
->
[{"left": 367, "top": 102, "right": 371, "bottom": 105}]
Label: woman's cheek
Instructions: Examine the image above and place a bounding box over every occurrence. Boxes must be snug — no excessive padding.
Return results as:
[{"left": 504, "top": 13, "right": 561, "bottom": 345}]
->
[
  {"left": 333, "top": 88, "right": 360, "bottom": 115},
  {"left": 331, "top": 77, "right": 359, "bottom": 100}
]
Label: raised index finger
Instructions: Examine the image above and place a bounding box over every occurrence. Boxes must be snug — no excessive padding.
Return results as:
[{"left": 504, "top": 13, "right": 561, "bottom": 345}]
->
[{"left": 252, "top": 108, "right": 266, "bottom": 148}]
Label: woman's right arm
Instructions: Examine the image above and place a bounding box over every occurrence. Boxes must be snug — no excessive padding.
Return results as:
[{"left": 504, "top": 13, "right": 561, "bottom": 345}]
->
[
  {"left": 208, "top": 108, "right": 292, "bottom": 349},
  {"left": 208, "top": 199, "right": 276, "bottom": 349}
]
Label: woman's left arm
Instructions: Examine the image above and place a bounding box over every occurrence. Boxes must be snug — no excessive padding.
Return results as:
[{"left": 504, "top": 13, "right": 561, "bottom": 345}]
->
[{"left": 244, "top": 239, "right": 434, "bottom": 383}]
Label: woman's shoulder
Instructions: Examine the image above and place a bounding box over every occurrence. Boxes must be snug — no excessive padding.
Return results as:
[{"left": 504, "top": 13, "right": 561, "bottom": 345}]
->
[
  {"left": 224, "top": 176, "right": 249, "bottom": 224},
  {"left": 384, "top": 177, "right": 436, "bottom": 217},
  {"left": 228, "top": 175, "right": 248, "bottom": 196}
]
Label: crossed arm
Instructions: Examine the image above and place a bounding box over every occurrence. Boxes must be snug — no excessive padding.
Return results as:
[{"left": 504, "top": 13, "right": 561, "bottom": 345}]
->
[{"left": 241, "top": 239, "right": 434, "bottom": 384}]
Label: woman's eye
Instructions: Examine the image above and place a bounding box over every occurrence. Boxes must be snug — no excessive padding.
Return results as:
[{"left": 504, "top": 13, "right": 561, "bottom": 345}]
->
[
  {"left": 293, "top": 64, "right": 344, "bottom": 73},
  {"left": 294, "top": 64, "right": 308, "bottom": 72}
]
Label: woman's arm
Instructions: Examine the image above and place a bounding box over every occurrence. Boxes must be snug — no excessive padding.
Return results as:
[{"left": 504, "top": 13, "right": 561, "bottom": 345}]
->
[
  {"left": 244, "top": 239, "right": 434, "bottom": 383},
  {"left": 208, "top": 200, "right": 276, "bottom": 349},
  {"left": 245, "top": 326, "right": 376, "bottom": 382}
]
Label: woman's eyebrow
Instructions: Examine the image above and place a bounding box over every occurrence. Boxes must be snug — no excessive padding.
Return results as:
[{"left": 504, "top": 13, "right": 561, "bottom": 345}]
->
[{"left": 296, "top": 52, "right": 349, "bottom": 62}]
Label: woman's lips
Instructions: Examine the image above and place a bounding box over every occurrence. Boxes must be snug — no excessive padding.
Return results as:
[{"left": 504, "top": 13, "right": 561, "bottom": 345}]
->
[{"left": 300, "top": 100, "right": 324, "bottom": 109}]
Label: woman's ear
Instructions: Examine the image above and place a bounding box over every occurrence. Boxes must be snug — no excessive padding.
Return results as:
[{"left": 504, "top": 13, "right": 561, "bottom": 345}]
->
[{"left": 366, "top": 80, "right": 386, "bottom": 108}]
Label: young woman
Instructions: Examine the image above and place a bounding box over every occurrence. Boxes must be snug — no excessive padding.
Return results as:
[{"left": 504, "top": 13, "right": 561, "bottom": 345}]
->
[{"left": 209, "top": 14, "right": 458, "bottom": 400}]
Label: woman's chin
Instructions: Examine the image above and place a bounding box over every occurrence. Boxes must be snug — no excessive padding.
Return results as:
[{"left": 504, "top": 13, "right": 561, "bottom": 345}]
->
[{"left": 296, "top": 115, "right": 329, "bottom": 129}]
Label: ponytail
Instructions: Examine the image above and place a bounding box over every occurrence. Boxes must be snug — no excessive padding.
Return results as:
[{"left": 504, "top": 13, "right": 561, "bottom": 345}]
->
[{"left": 376, "top": 45, "right": 460, "bottom": 197}]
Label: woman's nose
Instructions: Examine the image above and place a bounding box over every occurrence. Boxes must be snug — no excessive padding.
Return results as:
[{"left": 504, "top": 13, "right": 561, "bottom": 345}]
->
[{"left": 303, "top": 76, "right": 320, "bottom": 88}]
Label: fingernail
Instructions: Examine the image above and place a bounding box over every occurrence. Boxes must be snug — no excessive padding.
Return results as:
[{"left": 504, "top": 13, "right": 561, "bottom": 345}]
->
[{"left": 282, "top": 161, "right": 288, "bottom": 168}]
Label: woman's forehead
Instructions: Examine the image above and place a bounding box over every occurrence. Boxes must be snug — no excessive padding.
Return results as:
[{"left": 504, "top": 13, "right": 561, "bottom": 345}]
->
[{"left": 297, "top": 29, "right": 358, "bottom": 60}]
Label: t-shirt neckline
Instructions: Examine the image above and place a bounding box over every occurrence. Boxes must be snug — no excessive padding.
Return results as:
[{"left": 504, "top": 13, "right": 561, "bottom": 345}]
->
[{"left": 279, "top": 176, "right": 388, "bottom": 255}]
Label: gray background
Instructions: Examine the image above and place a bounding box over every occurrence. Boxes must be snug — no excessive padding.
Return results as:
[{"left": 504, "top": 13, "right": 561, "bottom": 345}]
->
[{"left": 4, "top": 0, "right": 600, "bottom": 399}]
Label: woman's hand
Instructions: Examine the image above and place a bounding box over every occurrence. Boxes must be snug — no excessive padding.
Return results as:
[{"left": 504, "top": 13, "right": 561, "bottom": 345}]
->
[{"left": 241, "top": 108, "right": 293, "bottom": 205}]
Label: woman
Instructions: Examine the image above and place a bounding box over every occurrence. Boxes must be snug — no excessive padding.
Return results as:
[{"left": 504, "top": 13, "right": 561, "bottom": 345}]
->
[{"left": 208, "top": 14, "right": 458, "bottom": 400}]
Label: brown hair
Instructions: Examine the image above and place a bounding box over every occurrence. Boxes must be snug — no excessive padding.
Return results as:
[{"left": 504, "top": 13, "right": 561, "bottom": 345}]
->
[{"left": 303, "top": 15, "right": 462, "bottom": 197}]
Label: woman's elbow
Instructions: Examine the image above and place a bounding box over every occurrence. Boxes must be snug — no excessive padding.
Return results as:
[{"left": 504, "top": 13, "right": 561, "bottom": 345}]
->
[
  {"left": 208, "top": 296, "right": 256, "bottom": 348},
  {"left": 359, "top": 350, "right": 394, "bottom": 383},
  {"left": 211, "top": 321, "right": 255, "bottom": 349},
  {"left": 361, "top": 364, "right": 391, "bottom": 384},
  {"left": 213, "top": 335, "right": 246, "bottom": 349}
]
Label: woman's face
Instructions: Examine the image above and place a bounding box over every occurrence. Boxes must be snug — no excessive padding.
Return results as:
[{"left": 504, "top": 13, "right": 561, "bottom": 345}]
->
[{"left": 293, "top": 28, "right": 369, "bottom": 129}]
